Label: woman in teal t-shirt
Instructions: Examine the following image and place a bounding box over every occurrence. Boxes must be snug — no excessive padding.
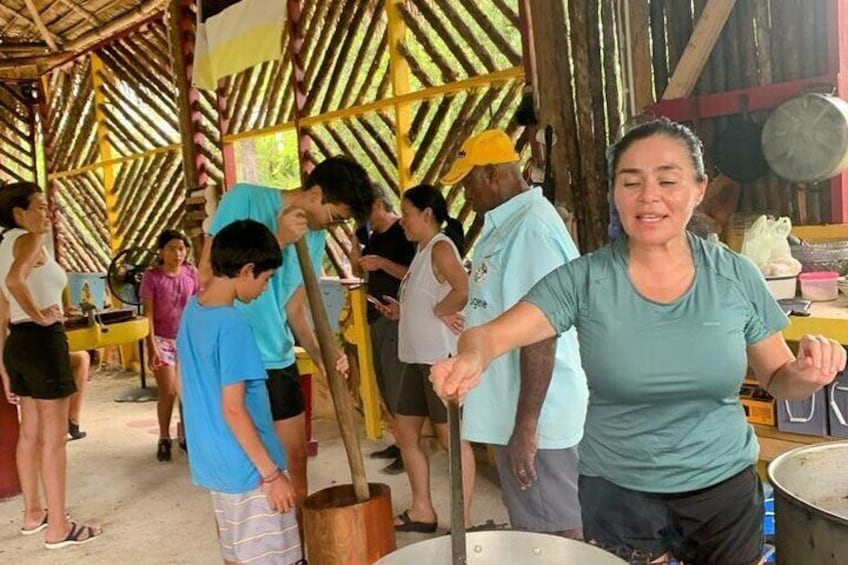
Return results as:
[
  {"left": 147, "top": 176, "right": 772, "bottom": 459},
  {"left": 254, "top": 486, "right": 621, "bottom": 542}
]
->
[{"left": 431, "top": 118, "right": 846, "bottom": 564}]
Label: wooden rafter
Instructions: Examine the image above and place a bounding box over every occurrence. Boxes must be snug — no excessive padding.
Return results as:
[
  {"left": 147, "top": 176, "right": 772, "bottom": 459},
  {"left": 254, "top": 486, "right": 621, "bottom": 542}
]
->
[
  {"left": 0, "top": 41, "right": 48, "bottom": 55},
  {"left": 22, "top": 0, "right": 60, "bottom": 51},
  {"left": 0, "top": 4, "right": 61, "bottom": 47},
  {"left": 56, "top": 0, "right": 101, "bottom": 28}
]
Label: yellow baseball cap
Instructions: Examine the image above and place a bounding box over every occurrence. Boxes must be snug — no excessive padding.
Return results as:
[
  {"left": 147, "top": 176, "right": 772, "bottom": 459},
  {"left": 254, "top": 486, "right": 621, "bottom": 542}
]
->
[{"left": 440, "top": 129, "right": 520, "bottom": 185}]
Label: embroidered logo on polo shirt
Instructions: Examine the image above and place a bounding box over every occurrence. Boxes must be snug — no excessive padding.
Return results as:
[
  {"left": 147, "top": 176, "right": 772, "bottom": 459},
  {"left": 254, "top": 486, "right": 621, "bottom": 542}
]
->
[{"left": 472, "top": 262, "right": 489, "bottom": 284}]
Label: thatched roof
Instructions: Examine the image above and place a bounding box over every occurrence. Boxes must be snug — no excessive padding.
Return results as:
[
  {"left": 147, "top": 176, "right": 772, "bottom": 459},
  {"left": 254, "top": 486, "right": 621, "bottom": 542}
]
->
[{"left": 0, "top": 0, "right": 166, "bottom": 80}]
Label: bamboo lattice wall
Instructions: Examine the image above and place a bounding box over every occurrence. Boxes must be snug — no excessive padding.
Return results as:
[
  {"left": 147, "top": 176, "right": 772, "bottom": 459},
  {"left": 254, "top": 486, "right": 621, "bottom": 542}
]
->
[
  {"left": 0, "top": 85, "right": 36, "bottom": 183},
  {"left": 42, "top": 17, "right": 224, "bottom": 272}
]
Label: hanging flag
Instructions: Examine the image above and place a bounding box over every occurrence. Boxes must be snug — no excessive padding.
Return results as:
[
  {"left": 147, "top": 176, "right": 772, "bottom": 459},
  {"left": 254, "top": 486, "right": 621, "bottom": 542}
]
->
[{"left": 192, "top": 0, "right": 286, "bottom": 90}]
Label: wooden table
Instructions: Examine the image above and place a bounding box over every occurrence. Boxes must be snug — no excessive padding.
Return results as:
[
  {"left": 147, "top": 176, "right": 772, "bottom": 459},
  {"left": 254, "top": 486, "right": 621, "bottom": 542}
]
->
[{"left": 782, "top": 295, "right": 848, "bottom": 344}]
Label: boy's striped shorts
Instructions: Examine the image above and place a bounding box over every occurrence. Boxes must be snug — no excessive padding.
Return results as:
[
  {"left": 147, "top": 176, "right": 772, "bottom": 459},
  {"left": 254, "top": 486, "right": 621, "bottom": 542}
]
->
[{"left": 211, "top": 485, "right": 302, "bottom": 564}]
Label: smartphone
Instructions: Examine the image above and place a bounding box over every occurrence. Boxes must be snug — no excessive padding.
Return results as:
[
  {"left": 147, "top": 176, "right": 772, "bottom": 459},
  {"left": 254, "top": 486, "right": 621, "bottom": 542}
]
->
[{"left": 366, "top": 294, "right": 382, "bottom": 307}]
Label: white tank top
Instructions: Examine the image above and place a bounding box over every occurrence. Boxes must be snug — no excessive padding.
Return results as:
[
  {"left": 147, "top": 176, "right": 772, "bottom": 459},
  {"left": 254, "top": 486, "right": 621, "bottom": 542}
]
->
[
  {"left": 398, "top": 233, "right": 460, "bottom": 364},
  {"left": 0, "top": 228, "right": 67, "bottom": 323}
]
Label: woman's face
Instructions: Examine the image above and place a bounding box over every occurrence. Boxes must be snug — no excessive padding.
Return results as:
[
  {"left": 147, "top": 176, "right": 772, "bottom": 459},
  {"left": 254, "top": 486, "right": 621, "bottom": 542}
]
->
[
  {"left": 160, "top": 238, "right": 188, "bottom": 269},
  {"left": 399, "top": 198, "right": 431, "bottom": 243},
  {"left": 14, "top": 192, "right": 50, "bottom": 235},
  {"left": 613, "top": 135, "right": 707, "bottom": 248}
]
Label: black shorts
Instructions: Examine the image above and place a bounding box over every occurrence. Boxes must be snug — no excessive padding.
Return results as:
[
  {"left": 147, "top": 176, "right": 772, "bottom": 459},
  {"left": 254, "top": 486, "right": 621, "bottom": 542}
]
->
[
  {"left": 4, "top": 322, "right": 76, "bottom": 400},
  {"left": 266, "top": 364, "right": 304, "bottom": 421},
  {"left": 580, "top": 466, "right": 764, "bottom": 565},
  {"left": 394, "top": 363, "right": 447, "bottom": 424},
  {"left": 369, "top": 317, "right": 403, "bottom": 414}
]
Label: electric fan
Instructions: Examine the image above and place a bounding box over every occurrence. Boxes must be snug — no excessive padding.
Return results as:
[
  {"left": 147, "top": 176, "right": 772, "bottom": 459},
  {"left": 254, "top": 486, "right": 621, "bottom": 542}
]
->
[
  {"left": 106, "top": 247, "right": 158, "bottom": 400},
  {"left": 106, "top": 247, "right": 158, "bottom": 307}
]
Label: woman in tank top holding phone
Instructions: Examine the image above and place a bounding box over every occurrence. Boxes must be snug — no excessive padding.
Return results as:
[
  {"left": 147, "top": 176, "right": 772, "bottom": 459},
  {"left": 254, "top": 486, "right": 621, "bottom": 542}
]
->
[
  {"left": 373, "top": 183, "right": 475, "bottom": 532},
  {"left": 0, "top": 182, "right": 101, "bottom": 549}
]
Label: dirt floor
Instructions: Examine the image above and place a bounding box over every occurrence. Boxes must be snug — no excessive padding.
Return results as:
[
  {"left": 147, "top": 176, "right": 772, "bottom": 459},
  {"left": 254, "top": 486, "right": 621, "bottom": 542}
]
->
[{"left": 0, "top": 367, "right": 508, "bottom": 564}]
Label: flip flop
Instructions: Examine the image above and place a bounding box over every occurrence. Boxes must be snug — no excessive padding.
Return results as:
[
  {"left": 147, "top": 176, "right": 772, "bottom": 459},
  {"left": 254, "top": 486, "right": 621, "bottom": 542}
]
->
[
  {"left": 20, "top": 512, "right": 48, "bottom": 536},
  {"left": 394, "top": 509, "right": 437, "bottom": 533},
  {"left": 19, "top": 510, "right": 70, "bottom": 536},
  {"left": 44, "top": 521, "right": 102, "bottom": 550}
]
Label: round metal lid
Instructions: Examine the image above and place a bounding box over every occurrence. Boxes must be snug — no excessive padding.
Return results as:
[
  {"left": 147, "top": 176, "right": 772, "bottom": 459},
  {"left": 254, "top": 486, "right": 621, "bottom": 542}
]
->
[{"left": 761, "top": 93, "right": 848, "bottom": 182}]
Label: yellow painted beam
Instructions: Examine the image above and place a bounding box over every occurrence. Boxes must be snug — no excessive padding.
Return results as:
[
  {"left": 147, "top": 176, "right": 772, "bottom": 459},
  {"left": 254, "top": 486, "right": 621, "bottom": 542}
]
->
[
  {"left": 386, "top": 0, "right": 414, "bottom": 191},
  {"left": 47, "top": 143, "right": 181, "bottom": 181},
  {"left": 89, "top": 53, "right": 121, "bottom": 253},
  {"left": 221, "top": 67, "right": 525, "bottom": 144},
  {"left": 348, "top": 286, "right": 383, "bottom": 440}
]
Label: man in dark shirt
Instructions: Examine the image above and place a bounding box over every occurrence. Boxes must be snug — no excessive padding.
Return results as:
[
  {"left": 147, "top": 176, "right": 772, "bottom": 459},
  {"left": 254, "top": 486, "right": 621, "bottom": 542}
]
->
[{"left": 351, "top": 187, "right": 416, "bottom": 474}]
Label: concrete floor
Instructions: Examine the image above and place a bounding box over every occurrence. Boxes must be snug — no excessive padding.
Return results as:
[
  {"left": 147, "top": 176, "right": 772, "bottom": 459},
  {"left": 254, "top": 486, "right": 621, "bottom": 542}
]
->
[{"left": 0, "top": 368, "right": 508, "bottom": 564}]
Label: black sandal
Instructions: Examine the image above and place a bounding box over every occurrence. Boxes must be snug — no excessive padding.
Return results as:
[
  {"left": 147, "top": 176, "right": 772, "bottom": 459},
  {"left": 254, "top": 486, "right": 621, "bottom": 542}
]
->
[
  {"left": 394, "top": 510, "right": 437, "bottom": 533},
  {"left": 68, "top": 421, "right": 87, "bottom": 441},
  {"left": 157, "top": 438, "right": 172, "bottom": 462},
  {"left": 44, "top": 521, "right": 102, "bottom": 549}
]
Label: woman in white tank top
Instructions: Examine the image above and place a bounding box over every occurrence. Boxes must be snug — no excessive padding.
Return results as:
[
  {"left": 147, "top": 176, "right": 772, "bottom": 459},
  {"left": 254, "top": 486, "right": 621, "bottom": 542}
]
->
[
  {"left": 378, "top": 184, "right": 476, "bottom": 532},
  {"left": 0, "top": 182, "right": 102, "bottom": 547}
]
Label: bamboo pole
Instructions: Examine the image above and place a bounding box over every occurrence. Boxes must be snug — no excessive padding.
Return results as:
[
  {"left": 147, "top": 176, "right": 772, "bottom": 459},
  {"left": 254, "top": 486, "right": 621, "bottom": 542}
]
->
[
  {"left": 438, "top": 1, "right": 497, "bottom": 72},
  {"left": 753, "top": 0, "right": 772, "bottom": 86},
  {"left": 167, "top": 0, "right": 211, "bottom": 247},
  {"left": 457, "top": 0, "right": 522, "bottom": 65},
  {"left": 724, "top": 7, "right": 742, "bottom": 90},
  {"left": 412, "top": 0, "right": 478, "bottom": 77},
  {"left": 736, "top": 0, "right": 758, "bottom": 89},
  {"left": 650, "top": 0, "right": 668, "bottom": 98},
  {"left": 402, "top": 9, "right": 458, "bottom": 84},
  {"left": 601, "top": 0, "right": 621, "bottom": 141},
  {"left": 570, "top": 0, "right": 605, "bottom": 250},
  {"left": 666, "top": 0, "right": 693, "bottom": 74},
  {"left": 317, "top": 0, "right": 370, "bottom": 115},
  {"left": 339, "top": 1, "right": 387, "bottom": 107},
  {"left": 529, "top": 0, "right": 581, "bottom": 242}
]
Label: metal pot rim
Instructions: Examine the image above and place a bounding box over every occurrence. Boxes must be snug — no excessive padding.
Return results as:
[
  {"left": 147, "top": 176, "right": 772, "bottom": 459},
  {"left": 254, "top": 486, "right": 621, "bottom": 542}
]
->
[{"left": 767, "top": 440, "right": 848, "bottom": 526}]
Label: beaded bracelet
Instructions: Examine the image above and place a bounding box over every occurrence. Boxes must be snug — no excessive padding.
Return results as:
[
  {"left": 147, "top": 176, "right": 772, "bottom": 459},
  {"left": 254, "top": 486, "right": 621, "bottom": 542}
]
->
[{"left": 261, "top": 467, "right": 282, "bottom": 484}]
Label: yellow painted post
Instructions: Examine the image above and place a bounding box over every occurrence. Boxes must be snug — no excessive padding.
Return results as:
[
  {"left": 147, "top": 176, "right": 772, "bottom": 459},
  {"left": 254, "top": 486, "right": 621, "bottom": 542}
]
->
[
  {"left": 348, "top": 286, "right": 383, "bottom": 440},
  {"left": 89, "top": 53, "right": 121, "bottom": 253},
  {"left": 386, "top": 0, "right": 414, "bottom": 191},
  {"left": 90, "top": 53, "right": 135, "bottom": 370}
]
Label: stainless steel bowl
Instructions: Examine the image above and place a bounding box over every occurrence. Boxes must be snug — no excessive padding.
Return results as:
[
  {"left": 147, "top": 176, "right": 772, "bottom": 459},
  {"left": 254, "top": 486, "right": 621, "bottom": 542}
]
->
[
  {"left": 791, "top": 241, "right": 848, "bottom": 275},
  {"left": 376, "top": 530, "right": 627, "bottom": 564}
]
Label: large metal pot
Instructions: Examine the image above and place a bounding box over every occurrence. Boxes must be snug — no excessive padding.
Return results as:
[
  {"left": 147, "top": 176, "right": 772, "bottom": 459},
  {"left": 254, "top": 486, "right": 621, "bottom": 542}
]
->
[
  {"left": 761, "top": 93, "right": 848, "bottom": 183},
  {"left": 375, "top": 530, "right": 627, "bottom": 564},
  {"left": 767, "top": 441, "right": 848, "bottom": 564}
]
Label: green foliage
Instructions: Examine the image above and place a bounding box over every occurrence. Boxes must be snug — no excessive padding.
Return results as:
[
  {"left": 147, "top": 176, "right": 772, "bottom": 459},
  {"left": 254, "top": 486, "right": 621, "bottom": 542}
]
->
[{"left": 234, "top": 130, "right": 302, "bottom": 188}]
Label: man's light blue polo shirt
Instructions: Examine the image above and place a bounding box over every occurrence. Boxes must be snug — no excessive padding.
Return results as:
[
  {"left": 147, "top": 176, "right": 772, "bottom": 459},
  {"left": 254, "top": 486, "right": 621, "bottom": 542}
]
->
[{"left": 463, "top": 187, "right": 588, "bottom": 449}]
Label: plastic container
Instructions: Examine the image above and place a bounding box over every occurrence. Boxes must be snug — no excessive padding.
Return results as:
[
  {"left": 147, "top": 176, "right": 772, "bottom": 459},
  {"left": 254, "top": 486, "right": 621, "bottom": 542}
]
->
[
  {"left": 798, "top": 271, "right": 839, "bottom": 301},
  {"left": 765, "top": 275, "right": 797, "bottom": 300}
]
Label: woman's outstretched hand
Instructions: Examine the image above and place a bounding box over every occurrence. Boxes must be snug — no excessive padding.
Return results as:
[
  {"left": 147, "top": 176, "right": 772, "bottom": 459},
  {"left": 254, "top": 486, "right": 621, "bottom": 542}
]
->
[{"left": 791, "top": 334, "right": 847, "bottom": 386}]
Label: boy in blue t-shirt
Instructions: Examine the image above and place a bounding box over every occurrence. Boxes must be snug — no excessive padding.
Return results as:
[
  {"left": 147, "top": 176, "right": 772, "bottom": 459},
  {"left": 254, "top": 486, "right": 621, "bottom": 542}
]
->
[{"left": 177, "top": 219, "right": 302, "bottom": 564}]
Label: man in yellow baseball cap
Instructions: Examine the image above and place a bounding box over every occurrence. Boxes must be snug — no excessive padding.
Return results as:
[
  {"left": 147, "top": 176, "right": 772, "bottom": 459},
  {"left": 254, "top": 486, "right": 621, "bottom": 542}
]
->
[
  {"left": 440, "top": 129, "right": 521, "bottom": 186},
  {"left": 439, "top": 127, "right": 587, "bottom": 539}
]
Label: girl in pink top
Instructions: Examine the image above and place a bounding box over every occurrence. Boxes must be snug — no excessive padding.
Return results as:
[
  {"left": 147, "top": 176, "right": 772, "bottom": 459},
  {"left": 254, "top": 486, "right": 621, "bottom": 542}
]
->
[{"left": 140, "top": 230, "right": 199, "bottom": 462}]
